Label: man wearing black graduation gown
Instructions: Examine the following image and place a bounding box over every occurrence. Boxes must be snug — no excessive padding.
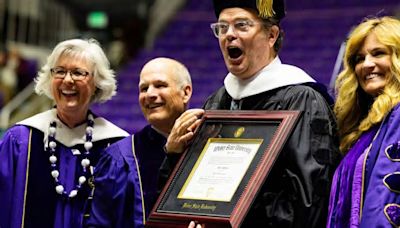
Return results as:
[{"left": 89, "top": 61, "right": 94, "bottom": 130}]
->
[{"left": 166, "top": 0, "right": 341, "bottom": 227}]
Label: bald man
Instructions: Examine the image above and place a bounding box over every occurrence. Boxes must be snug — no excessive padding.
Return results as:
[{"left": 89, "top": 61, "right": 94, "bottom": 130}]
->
[{"left": 86, "top": 58, "right": 196, "bottom": 227}]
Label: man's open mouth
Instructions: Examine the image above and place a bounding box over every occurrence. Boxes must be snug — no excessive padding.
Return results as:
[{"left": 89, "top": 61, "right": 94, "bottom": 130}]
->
[{"left": 228, "top": 46, "right": 243, "bottom": 59}]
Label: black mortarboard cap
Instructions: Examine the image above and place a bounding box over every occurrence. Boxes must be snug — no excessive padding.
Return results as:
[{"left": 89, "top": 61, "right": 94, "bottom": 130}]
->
[{"left": 213, "top": 0, "right": 285, "bottom": 20}]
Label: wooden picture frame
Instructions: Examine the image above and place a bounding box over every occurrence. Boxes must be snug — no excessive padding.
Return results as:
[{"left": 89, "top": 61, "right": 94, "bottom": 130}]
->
[{"left": 147, "top": 110, "right": 300, "bottom": 228}]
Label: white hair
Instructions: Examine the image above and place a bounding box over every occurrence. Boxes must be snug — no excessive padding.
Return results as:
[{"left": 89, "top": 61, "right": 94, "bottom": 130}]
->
[{"left": 34, "top": 38, "right": 116, "bottom": 103}]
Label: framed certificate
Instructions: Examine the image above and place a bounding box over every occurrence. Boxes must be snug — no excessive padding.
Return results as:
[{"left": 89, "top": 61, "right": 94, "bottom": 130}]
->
[{"left": 147, "top": 110, "right": 300, "bottom": 228}]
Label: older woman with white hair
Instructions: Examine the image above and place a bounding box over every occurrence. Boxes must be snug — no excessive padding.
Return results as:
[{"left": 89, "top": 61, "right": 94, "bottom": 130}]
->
[{"left": 0, "top": 38, "right": 130, "bottom": 228}]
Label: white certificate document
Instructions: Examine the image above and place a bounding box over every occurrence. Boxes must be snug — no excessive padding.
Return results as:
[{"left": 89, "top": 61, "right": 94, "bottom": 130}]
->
[{"left": 178, "top": 138, "right": 263, "bottom": 202}]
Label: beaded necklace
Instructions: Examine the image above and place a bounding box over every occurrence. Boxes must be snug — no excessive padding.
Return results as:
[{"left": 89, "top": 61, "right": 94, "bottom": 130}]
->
[{"left": 47, "top": 113, "right": 94, "bottom": 199}]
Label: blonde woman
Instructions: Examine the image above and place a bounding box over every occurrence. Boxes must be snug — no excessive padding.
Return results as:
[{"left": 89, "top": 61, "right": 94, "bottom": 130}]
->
[{"left": 328, "top": 16, "right": 400, "bottom": 227}]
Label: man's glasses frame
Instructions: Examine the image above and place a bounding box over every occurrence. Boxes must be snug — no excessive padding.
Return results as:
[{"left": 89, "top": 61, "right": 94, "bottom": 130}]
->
[{"left": 210, "top": 20, "right": 262, "bottom": 38}]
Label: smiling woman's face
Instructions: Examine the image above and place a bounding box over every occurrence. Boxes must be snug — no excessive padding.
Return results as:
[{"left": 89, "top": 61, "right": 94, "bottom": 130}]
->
[
  {"left": 354, "top": 33, "right": 391, "bottom": 97},
  {"left": 217, "top": 8, "right": 277, "bottom": 80},
  {"left": 51, "top": 55, "right": 95, "bottom": 122}
]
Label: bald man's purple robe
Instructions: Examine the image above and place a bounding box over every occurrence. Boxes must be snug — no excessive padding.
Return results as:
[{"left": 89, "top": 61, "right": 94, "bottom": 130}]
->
[
  {"left": 87, "top": 125, "right": 166, "bottom": 227},
  {"left": 328, "top": 104, "right": 400, "bottom": 227}
]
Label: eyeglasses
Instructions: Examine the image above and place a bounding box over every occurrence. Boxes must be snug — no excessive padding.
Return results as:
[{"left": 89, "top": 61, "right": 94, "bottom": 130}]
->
[
  {"left": 210, "top": 20, "right": 260, "bottom": 38},
  {"left": 50, "top": 67, "right": 91, "bottom": 81}
]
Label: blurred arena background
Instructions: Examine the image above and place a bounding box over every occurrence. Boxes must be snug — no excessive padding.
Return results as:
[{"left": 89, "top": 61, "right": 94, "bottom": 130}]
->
[{"left": 0, "top": 0, "right": 399, "bottom": 136}]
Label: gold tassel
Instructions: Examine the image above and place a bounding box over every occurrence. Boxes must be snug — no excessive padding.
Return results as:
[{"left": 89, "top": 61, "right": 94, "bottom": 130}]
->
[{"left": 257, "top": 0, "right": 275, "bottom": 18}]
